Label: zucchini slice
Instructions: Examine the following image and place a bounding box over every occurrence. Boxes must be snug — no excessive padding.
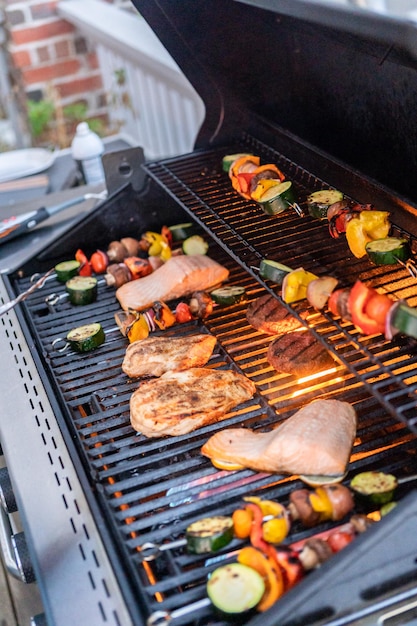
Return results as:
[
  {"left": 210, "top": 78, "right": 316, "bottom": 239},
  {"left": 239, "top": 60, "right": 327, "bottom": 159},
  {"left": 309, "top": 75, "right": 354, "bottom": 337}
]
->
[
  {"left": 257, "top": 181, "right": 295, "bottom": 215},
  {"left": 307, "top": 189, "right": 344, "bottom": 220},
  {"left": 168, "top": 222, "right": 195, "bottom": 241},
  {"left": 182, "top": 235, "right": 209, "bottom": 255},
  {"left": 211, "top": 286, "right": 247, "bottom": 306},
  {"left": 365, "top": 237, "right": 412, "bottom": 265},
  {"left": 66, "top": 322, "right": 105, "bottom": 353},
  {"left": 66, "top": 275, "right": 98, "bottom": 305},
  {"left": 391, "top": 302, "right": 417, "bottom": 339},
  {"left": 350, "top": 471, "right": 398, "bottom": 506},
  {"left": 186, "top": 516, "right": 234, "bottom": 554},
  {"left": 55, "top": 260, "right": 81, "bottom": 283},
  {"left": 222, "top": 153, "right": 253, "bottom": 173},
  {"left": 207, "top": 563, "right": 265, "bottom": 615},
  {"left": 259, "top": 259, "right": 292, "bottom": 284}
]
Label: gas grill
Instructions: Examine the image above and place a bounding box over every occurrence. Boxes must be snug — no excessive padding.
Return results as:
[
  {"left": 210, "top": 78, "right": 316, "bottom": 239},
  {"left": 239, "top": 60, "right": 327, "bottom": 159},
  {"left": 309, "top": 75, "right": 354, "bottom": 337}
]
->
[{"left": 2, "top": 1, "right": 417, "bottom": 625}]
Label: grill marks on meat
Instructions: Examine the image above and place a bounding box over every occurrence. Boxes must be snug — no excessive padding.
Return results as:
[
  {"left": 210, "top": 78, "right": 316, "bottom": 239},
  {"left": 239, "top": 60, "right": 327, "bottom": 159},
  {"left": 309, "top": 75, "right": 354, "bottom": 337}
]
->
[
  {"left": 130, "top": 367, "right": 256, "bottom": 437},
  {"left": 201, "top": 399, "right": 357, "bottom": 476},
  {"left": 267, "top": 331, "right": 336, "bottom": 377},
  {"left": 246, "top": 294, "right": 306, "bottom": 334},
  {"left": 116, "top": 254, "right": 229, "bottom": 311},
  {"left": 122, "top": 334, "right": 217, "bottom": 378}
]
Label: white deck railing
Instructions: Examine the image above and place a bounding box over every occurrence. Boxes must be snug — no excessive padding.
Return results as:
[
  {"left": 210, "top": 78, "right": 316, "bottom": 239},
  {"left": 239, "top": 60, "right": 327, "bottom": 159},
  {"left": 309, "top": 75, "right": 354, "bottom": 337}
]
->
[{"left": 57, "top": 0, "right": 205, "bottom": 160}]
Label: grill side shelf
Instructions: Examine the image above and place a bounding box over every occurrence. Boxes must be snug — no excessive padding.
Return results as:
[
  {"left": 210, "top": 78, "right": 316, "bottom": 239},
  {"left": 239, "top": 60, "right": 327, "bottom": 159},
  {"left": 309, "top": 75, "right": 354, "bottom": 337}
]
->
[{"left": 143, "top": 142, "right": 417, "bottom": 433}]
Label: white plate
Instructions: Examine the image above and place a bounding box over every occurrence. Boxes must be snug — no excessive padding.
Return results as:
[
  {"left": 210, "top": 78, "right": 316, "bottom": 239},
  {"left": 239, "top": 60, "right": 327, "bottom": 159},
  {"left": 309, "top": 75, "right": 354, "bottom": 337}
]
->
[{"left": 0, "top": 148, "right": 56, "bottom": 183}]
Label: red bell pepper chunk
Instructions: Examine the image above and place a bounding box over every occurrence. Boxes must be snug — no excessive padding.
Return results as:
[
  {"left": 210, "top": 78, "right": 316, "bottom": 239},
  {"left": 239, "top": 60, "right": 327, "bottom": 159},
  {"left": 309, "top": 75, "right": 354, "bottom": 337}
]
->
[
  {"left": 90, "top": 249, "right": 108, "bottom": 274},
  {"left": 75, "top": 248, "right": 92, "bottom": 276},
  {"left": 349, "top": 280, "right": 388, "bottom": 335},
  {"left": 244, "top": 502, "right": 270, "bottom": 552},
  {"left": 236, "top": 172, "right": 255, "bottom": 194}
]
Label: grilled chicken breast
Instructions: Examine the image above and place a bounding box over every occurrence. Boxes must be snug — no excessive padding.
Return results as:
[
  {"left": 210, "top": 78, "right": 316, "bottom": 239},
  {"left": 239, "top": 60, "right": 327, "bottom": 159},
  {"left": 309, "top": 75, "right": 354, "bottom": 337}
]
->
[
  {"left": 130, "top": 367, "right": 256, "bottom": 437},
  {"left": 122, "top": 333, "right": 217, "bottom": 378},
  {"left": 116, "top": 254, "right": 229, "bottom": 311},
  {"left": 201, "top": 399, "right": 357, "bottom": 476}
]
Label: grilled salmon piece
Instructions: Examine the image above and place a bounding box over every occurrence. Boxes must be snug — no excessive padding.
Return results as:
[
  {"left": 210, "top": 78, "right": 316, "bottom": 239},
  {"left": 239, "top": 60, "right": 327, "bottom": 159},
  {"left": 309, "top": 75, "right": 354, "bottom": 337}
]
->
[
  {"left": 122, "top": 333, "right": 217, "bottom": 378},
  {"left": 201, "top": 399, "right": 357, "bottom": 476},
  {"left": 130, "top": 367, "right": 256, "bottom": 437},
  {"left": 116, "top": 254, "right": 229, "bottom": 311}
]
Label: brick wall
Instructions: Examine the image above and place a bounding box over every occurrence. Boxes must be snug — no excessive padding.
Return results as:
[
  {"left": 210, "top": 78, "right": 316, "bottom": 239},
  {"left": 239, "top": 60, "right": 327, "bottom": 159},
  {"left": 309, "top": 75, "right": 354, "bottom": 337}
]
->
[{"left": 4, "top": 0, "right": 130, "bottom": 145}]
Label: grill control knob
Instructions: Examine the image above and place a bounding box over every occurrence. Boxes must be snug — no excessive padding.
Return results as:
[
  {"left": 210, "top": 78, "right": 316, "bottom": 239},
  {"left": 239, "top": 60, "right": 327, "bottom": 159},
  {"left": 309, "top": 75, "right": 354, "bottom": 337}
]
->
[
  {"left": 30, "top": 614, "right": 47, "bottom": 626},
  {"left": 0, "top": 466, "right": 18, "bottom": 513}
]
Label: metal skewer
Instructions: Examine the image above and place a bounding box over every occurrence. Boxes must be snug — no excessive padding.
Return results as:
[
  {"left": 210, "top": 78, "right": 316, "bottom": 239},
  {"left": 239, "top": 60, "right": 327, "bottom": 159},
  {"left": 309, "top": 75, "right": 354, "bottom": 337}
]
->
[{"left": 0, "top": 268, "right": 55, "bottom": 316}]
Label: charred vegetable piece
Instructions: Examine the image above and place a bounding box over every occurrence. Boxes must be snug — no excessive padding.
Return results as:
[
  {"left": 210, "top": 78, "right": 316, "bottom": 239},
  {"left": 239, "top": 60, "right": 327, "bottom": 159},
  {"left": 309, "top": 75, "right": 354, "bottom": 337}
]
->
[
  {"left": 189, "top": 291, "right": 214, "bottom": 318},
  {"left": 207, "top": 563, "right": 265, "bottom": 616},
  {"left": 346, "top": 210, "right": 390, "bottom": 258},
  {"left": 66, "top": 322, "right": 105, "bottom": 352},
  {"left": 306, "top": 276, "right": 338, "bottom": 310},
  {"left": 182, "top": 235, "right": 209, "bottom": 255},
  {"left": 54, "top": 260, "right": 81, "bottom": 283},
  {"left": 282, "top": 267, "right": 318, "bottom": 303},
  {"left": 350, "top": 471, "right": 398, "bottom": 506},
  {"left": 307, "top": 189, "right": 344, "bottom": 220},
  {"left": 259, "top": 259, "right": 293, "bottom": 284},
  {"left": 391, "top": 302, "right": 417, "bottom": 339},
  {"left": 168, "top": 222, "right": 195, "bottom": 241},
  {"left": 66, "top": 275, "right": 98, "bottom": 305},
  {"left": 123, "top": 257, "right": 153, "bottom": 280},
  {"left": 211, "top": 286, "right": 246, "bottom": 306},
  {"left": 257, "top": 181, "right": 296, "bottom": 215},
  {"left": 365, "top": 237, "right": 412, "bottom": 265},
  {"left": 186, "top": 516, "right": 234, "bottom": 554}
]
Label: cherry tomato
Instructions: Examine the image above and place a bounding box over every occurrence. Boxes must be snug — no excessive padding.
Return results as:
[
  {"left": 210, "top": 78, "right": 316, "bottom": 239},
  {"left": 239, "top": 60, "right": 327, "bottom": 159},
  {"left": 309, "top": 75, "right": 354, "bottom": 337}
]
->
[
  {"left": 364, "top": 292, "right": 393, "bottom": 327},
  {"left": 327, "top": 530, "right": 354, "bottom": 553},
  {"left": 75, "top": 248, "right": 92, "bottom": 276},
  {"left": 90, "top": 250, "right": 108, "bottom": 274},
  {"left": 175, "top": 302, "right": 193, "bottom": 323}
]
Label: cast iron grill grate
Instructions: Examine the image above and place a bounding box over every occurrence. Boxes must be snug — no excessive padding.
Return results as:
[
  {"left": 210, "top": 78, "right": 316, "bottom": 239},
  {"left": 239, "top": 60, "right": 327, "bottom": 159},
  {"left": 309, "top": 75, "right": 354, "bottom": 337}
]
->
[{"left": 9, "top": 138, "right": 417, "bottom": 625}]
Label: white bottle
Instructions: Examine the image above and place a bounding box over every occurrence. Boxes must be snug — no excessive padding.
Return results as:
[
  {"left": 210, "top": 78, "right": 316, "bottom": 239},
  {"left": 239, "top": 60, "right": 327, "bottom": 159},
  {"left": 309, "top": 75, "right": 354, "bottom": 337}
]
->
[{"left": 71, "top": 122, "right": 105, "bottom": 185}]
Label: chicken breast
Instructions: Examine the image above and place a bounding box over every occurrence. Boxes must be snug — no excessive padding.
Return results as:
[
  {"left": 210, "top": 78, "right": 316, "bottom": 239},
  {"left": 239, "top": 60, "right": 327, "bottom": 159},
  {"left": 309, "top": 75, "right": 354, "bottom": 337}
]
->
[
  {"left": 130, "top": 367, "right": 256, "bottom": 437},
  {"left": 122, "top": 333, "right": 217, "bottom": 378},
  {"left": 201, "top": 399, "right": 357, "bottom": 476},
  {"left": 116, "top": 254, "right": 229, "bottom": 311}
]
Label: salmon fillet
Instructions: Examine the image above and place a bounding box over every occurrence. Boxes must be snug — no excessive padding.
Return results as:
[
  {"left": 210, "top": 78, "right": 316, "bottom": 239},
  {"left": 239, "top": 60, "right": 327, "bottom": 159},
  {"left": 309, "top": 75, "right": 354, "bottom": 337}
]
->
[
  {"left": 116, "top": 254, "right": 229, "bottom": 311},
  {"left": 130, "top": 367, "right": 256, "bottom": 437},
  {"left": 201, "top": 399, "right": 357, "bottom": 476},
  {"left": 122, "top": 333, "right": 217, "bottom": 378}
]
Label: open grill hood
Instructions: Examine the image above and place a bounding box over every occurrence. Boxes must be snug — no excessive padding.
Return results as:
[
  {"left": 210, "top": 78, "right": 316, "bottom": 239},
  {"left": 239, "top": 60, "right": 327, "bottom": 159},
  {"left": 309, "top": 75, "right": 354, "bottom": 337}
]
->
[{"left": 1, "top": 1, "right": 417, "bottom": 625}]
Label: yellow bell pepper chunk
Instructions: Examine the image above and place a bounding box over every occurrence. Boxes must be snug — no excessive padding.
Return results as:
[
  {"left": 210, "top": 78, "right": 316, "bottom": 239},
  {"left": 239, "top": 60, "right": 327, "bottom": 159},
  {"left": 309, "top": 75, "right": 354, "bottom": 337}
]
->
[
  {"left": 127, "top": 314, "right": 150, "bottom": 342},
  {"left": 251, "top": 179, "right": 282, "bottom": 202},
  {"left": 309, "top": 486, "right": 333, "bottom": 521},
  {"left": 282, "top": 267, "right": 318, "bottom": 303},
  {"left": 262, "top": 513, "right": 290, "bottom": 544},
  {"left": 244, "top": 497, "right": 286, "bottom": 518},
  {"left": 346, "top": 210, "right": 390, "bottom": 258}
]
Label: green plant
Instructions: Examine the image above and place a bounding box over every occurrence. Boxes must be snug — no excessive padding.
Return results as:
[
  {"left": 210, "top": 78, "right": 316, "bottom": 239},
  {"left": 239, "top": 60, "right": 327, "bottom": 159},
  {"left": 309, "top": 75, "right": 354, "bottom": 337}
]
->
[{"left": 27, "top": 99, "right": 55, "bottom": 137}]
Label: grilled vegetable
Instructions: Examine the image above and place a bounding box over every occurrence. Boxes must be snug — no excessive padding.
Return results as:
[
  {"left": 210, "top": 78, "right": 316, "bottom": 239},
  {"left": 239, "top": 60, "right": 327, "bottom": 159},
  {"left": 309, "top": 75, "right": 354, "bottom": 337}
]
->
[
  {"left": 350, "top": 471, "right": 398, "bottom": 506},
  {"left": 222, "top": 153, "right": 253, "bottom": 173},
  {"left": 90, "top": 249, "right": 108, "bottom": 274},
  {"left": 175, "top": 301, "right": 193, "bottom": 323},
  {"left": 237, "top": 546, "right": 284, "bottom": 612},
  {"left": 391, "top": 302, "right": 417, "bottom": 338},
  {"left": 75, "top": 248, "right": 92, "bottom": 276},
  {"left": 189, "top": 291, "right": 214, "bottom": 318},
  {"left": 66, "top": 275, "right": 98, "bottom": 305},
  {"left": 349, "top": 280, "right": 393, "bottom": 335},
  {"left": 66, "top": 322, "right": 105, "bottom": 352},
  {"left": 186, "top": 516, "right": 234, "bottom": 554},
  {"left": 259, "top": 259, "right": 292, "bottom": 284},
  {"left": 207, "top": 563, "right": 265, "bottom": 616},
  {"left": 345, "top": 210, "right": 390, "bottom": 258},
  {"left": 288, "top": 484, "right": 354, "bottom": 527},
  {"left": 211, "top": 286, "right": 247, "bottom": 306},
  {"left": 282, "top": 267, "right": 318, "bottom": 303},
  {"left": 182, "top": 234, "right": 209, "bottom": 255},
  {"left": 365, "top": 237, "right": 412, "bottom": 265},
  {"left": 328, "top": 288, "right": 352, "bottom": 320},
  {"left": 168, "top": 222, "right": 195, "bottom": 241},
  {"left": 105, "top": 263, "right": 132, "bottom": 288},
  {"left": 257, "top": 181, "right": 296, "bottom": 215},
  {"left": 307, "top": 189, "right": 344, "bottom": 220},
  {"left": 54, "top": 260, "right": 81, "bottom": 283},
  {"left": 306, "top": 276, "right": 338, "bottom": 310},
  {"left": 142, "top": 231, "right": 172, "bottom": 261}
]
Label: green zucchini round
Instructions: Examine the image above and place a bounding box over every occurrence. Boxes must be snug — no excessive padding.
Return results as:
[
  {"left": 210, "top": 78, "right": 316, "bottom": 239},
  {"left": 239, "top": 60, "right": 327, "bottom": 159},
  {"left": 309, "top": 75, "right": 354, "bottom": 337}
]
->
[
  {"left": 350, "top": 471, "right": 398, "bottom": 506},
  {"left": 257, "top": 181, "right": 295, "bottom": 215},
  {"left": 168, "top": 223, "right": 195, "bottom": 241},
  {"left": 211, "top": 286, "right": 247, "bottom": 306},
  {"left": 207, "top": 562, "right": 265, "bottom": 616},
  {"left": 66, "top": 322, "right": 105, "bottom": 352},
  {"left": 182, "top": 235, "right": 209, "bottom": 255},
  {"left": 259, "top": 259, "right": 292, "bottom": 284},
  {"left": 365, "top": 237, "right": 412, "bottom": 265},
  {"left": 186, "top": 516, "right": 234, "bottom": 554},
  {"left": 66, "top": 276, "right": 98, "bottom": 305},
  {"left": 55, "top": 260, "right": 81, "bottom": 283},
  {"left": 307, "top": 189, "right": 344, "bottom": 220},
  {"left": 391, "top": 302, "right": 417, "bottom": 339}
]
